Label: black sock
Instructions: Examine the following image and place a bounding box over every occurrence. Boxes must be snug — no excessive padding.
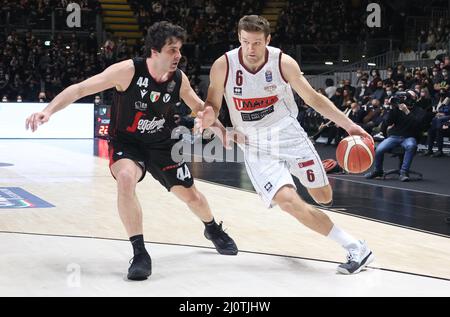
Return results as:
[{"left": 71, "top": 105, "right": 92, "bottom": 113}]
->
[
  {"left": 203, "top": 218, "right": 220, "bottom": 232},
  {"left": 130, "top": 234, "right": 147, "bottom": 256}
]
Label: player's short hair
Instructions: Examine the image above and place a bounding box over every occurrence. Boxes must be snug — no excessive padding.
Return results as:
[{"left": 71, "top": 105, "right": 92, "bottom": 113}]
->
[
  {"left": 145, "top": 21, "right": 186, "bottom": 57},
  {"left": 238, "top": 15, "right": 271, "bottom": 38}
]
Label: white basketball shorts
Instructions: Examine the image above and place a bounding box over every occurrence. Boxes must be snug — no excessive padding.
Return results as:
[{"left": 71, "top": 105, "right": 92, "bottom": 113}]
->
[{"left": 240, "top": 121, "right": 329, "bottom": 208}]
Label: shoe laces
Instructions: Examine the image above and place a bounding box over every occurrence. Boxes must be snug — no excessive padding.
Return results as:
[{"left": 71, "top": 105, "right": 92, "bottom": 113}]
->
[
  {"left": 346, "top": 248, "right": 359, "bottom": 262},
  {"left": 346, "top": 242, "right": 363, "bottom": 262},
  {"left": 211, "top": 221, "right": 230, "bottom": 238}
]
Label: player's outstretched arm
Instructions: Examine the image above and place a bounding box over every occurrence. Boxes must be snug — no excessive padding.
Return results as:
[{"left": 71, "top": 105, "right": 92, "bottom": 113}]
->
[
  {"left": 281, "top": 54, "right": 373, "bottom": 144},
  {"left": 25, "top": 59, "right": 133, "bottom": 132}
]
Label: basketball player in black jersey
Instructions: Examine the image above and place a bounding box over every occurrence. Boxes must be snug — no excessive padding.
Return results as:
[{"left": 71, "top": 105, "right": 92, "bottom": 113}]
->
[{"left": 25, "top": 21, "right": 238, "bottom": 281}]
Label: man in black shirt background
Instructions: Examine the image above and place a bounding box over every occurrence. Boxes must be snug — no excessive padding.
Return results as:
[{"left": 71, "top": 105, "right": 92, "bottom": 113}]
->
[{"left": 365, "top": 90, "right": 425, "bottom": 182}]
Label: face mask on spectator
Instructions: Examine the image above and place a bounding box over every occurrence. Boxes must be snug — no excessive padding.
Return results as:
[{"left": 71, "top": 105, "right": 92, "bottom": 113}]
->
[
  {"left": 433, "top": 71, "right": 438, "bottom": 76},
  {"left": 2, "top": 96, "right": 7, "bottom": 102},
  {"left": 361, "top": 83, "right": 367, "bottom": 88},
  {"left": 17, "top": 96, "right": 22, "bottom": 102},
  {"left": 386, "top": 91, "right": 392, "bottom": 96},
  {"left": 356, "top": 72, "right": 362, "bottom": 78},
  {"left": 443, "top": 71, "right": 448, "bottom": 77}
]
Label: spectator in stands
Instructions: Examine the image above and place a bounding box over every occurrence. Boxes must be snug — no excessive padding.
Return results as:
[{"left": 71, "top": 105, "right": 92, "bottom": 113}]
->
[
  {"left": 366, "top": 90, "right": 425, "bottom": 182},
  {"left": 355, "top": 78, "right": 372, "bottom": 104},
  {"left": 362, "top": 98, "right": 382, "bottom": 135},
  {"left": 355, "top": 69, "right": 368, "bottom": 87},
  {"left": 444, "top": 56, "right": 450, "bottom": 69},
  {"left": 397, "top": 80, "right": 405, "bottom": 92},
  {"left": 416, "top": 87, "right": 433, "bottom": 125},
  {"left": 325, "top": 78, "right": 336, "bottom": 99},
  {"left": 343, "top": 79, "right": 355, "bottom": 97},
  {"left": 348, "top": 101, "right": 366, "bottom": 126},
  {"left": 368, "top": 69, "right": 381, "bottom": 90},
  {"left": 371, "top": 80, "right": 386, "bottom": 104},
  {"left": 394, "top": 65, "right": 405, "bottom": 82},
  {"left": 330, "top": 87, "right": 343, "bottom": 108},
  {"left": 418, "top": 29, "right": 427, "bottom": 51},
  {"left": 341, "top": 88, "right": 355, "bottom": 110},
  {"left": 424, "top": 88, "right": 450, "bottom": 157},
  {"left": 383, "top": 67, "right": 396, "bottom": 87},
  {"left": 385, "top": 84, "right": 395, "bottom": 99},
  {"left": 426, "top": 30, "right": 437, "bottom": 51}
]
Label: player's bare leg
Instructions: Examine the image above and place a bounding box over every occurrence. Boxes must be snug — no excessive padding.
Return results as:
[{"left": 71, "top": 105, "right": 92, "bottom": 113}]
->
[
  {"left": 111, "top": 159, "right": 151, "bottom": 280},
  {"left": 273, "top": 185, "right": 374, "bottom": 274}
]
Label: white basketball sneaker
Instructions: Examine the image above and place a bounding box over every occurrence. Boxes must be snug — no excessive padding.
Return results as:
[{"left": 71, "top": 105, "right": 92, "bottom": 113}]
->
[{"left": 337, "top": 240, "right": 374, "bottom": 274}]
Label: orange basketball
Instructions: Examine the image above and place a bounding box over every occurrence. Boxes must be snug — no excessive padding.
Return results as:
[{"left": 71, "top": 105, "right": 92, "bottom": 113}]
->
[{"left": 336, "top": 136, "right": 374, "bottom": 174}]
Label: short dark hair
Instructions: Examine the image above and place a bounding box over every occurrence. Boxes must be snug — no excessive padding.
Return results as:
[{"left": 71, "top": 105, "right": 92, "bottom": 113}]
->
[
  {"left": 145, "top": 21, "right": 186, "bottom": 57},
  {"left": 325, "top": 78, "right": 334, "bottom": 87},
  {"left": 238, "top": 15, "right": 271, "bottom": 38}
]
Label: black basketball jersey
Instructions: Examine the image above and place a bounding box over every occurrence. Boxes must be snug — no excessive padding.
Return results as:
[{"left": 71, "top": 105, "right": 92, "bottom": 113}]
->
[{"left": 108, "top": 57, "right": 182, "bottom": 144}]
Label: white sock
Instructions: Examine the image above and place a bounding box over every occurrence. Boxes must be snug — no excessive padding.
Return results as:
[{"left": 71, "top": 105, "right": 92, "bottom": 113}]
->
[{"left": 327, "top": 225, "right": 358, "bottom": 249}]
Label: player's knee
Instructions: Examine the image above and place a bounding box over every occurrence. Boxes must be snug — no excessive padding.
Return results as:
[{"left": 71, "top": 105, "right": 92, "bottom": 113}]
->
[
  {"left": 274, "top": 188, "right": 297, "bottom": 211},
  {"left": 115, "top": 169, "right": 138, "bottom": 190},
  {"left": 278, "top": 200, "right": 297, "bottom": 214},
  {"left": 183, "top": 190, "right": 203, "bottom": 207},
  {"left": 277, "top": 193, "right": 305, "bottom": 215}
]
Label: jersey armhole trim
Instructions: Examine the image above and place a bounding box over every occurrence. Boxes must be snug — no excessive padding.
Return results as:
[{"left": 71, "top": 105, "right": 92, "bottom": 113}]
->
[
  {"left": 224, "top": 54, "right": 229, "bottom": 88},
  {"left": 279, "top": 52, "right": 288, "bottom": 83}
]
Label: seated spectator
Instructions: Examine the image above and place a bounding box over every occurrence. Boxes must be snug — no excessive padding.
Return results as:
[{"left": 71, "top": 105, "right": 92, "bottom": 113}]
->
[
  {"left": 368, "top": 69, "right": 382, "bottom": 90},
  {"left": 324, "top": 78, "right": 336, "bottom": 99},
  {"left": 348, "top": 102, "right": 367, "bottom": 126},
  {"left": 424, "top": 88, "right": 450, "bottom": 157},
  {"left": 371, "top": 80, "right": 386, "bottom": 104},
  {"left": 355, "top": 79, "right": 372, "bottom": 104},
  {"left": 365, "top": 91, "right": 426, "bottom": 182},
  {"left": 362, "top": 98, "right": 382, "bottom": 134},
  {"left": 383, "top": 67, "right": 396, "bottom": 87}
]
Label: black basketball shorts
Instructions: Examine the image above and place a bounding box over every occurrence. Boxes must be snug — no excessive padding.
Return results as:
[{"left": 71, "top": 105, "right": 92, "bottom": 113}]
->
[{"left": 108, "top": 138, "right": 193, "bottom": 191}]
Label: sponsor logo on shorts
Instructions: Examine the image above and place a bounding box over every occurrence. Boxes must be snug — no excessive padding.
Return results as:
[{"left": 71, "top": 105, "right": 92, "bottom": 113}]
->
[
  {"left": 161, "top": 161, "right": 183, "bottom": 171},
  {"left": 297, "top": 159, "right": 315, "bottom": 168},
  {"left": 264, "top": 182, "right": 273, "bottom": 192}
]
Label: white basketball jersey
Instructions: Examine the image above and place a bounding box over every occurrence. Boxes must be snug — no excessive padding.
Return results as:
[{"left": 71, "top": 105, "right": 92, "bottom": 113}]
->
[{"left": 224, "top": 46, "right": 299, "bottom": 133}]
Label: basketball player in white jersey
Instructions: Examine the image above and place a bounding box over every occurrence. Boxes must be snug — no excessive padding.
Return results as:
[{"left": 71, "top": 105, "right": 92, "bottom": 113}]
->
[{"left": 197, "top": 15, "right": 375, "bottom": 274}]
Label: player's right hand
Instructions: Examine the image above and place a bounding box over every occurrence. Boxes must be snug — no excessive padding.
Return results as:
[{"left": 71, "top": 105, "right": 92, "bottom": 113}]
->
[
  {"left": 25, "top": 111, "right": 50, "bottom": 132},
  {"left": 194, "top": 106, "right": 215, "bottom": 133}
]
